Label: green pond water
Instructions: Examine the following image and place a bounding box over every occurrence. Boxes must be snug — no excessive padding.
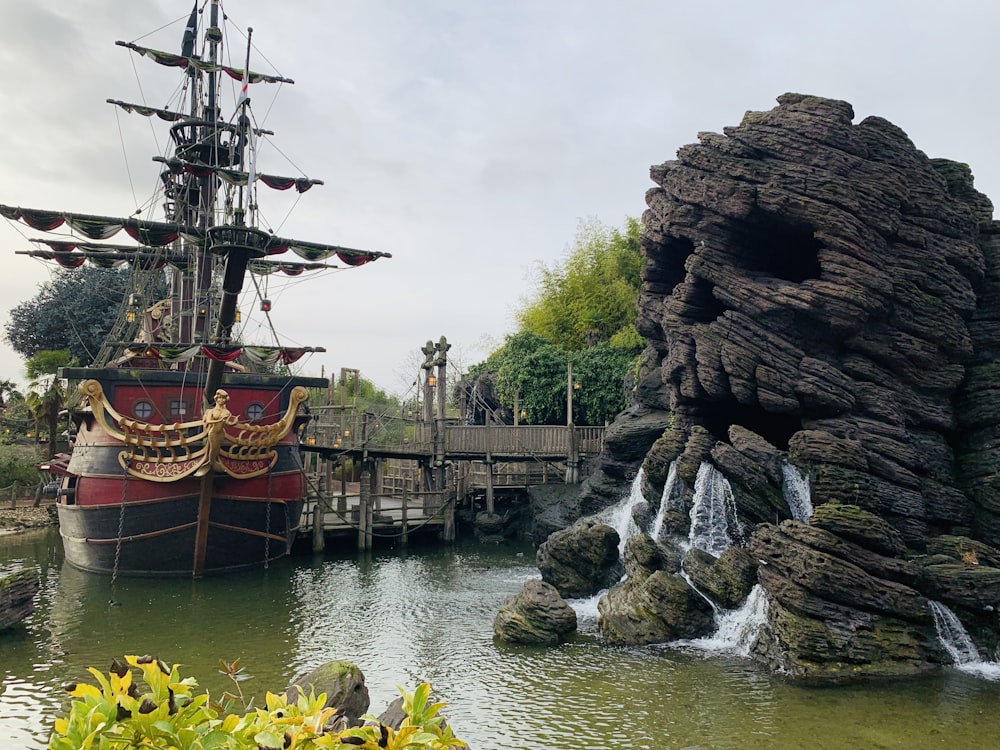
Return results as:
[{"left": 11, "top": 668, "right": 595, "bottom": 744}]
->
[{"left": 2, "top": 527, "right": 1000, "bottom": 749}]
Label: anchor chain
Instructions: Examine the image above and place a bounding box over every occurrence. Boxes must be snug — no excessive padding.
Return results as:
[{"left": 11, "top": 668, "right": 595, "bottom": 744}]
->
[
  {"left": 110, "top": 462, "right": 129, "bottom": 602},
  {"left": 263, "top": 471, "right": 272, "bottom": 568}
]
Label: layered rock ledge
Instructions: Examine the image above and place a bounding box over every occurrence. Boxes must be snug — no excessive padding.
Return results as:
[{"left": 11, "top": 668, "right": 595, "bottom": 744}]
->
[{"left": 577, "top": 93, "right": 1000, "bottom": 679}]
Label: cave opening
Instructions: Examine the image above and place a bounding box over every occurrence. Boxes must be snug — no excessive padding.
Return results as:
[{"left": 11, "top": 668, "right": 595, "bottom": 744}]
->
[
  {"left": 698, "top": 396, "right": 802, "bottom": 451},
  {"left": 657, "top": 236, "right": 694, "bottom": 291},
  {"left": 737, "top": 210, "right": 823, "bottom": 283},
  {"left": 685, "top": 276, "right": 728, "bottom": 323}
]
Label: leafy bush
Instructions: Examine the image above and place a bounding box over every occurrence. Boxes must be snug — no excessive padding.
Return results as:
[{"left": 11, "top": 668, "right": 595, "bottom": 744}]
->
[
  {"left": 49, "top": 655, "right": 466, "bottom": 749},
  {"left": 0, "top": 444, "right": 41, "bottom": 488}
]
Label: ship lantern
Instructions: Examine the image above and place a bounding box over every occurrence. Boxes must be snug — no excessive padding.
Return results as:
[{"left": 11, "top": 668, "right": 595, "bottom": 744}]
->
[
  {"left": 260, "top": 299, "right": 272, "bottom": 312},
  {"left": 126, "top": 293, "right": 141, "bottom": 323}
]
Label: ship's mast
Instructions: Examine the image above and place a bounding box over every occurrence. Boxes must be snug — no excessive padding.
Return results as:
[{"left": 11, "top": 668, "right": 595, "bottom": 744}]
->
[
  {"left": 195, "top": 0, "right": 223, "bottom": 350},
  {"left": 202, "top": 19, "right": 267, "bottom": 406}
]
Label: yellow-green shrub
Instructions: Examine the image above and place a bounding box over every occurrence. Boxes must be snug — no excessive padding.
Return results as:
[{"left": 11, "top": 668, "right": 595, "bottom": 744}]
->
[{"left": 48, "top": 655, "right": 466, "bottom": 749}]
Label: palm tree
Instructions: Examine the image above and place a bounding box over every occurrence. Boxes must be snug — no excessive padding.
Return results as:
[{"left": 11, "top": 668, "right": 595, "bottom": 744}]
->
[
  {"left": 0, "top": 378, "right": 18, "bottom": 410},
  {"left": 25, "top": 350, "right": 73, "bottom": 458}
]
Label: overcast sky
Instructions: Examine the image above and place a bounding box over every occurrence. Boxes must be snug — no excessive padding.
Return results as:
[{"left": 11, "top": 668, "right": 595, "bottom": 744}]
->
[{"left": 1, "top": 0, "right": 998, "bottom": 397}]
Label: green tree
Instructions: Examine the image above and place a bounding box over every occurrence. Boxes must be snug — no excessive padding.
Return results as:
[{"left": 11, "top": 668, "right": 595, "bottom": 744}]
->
[
  {"left": 517, "top": 217, "right": 643, "bottom": 352},
  {"left": 4, "top": 266, "right": 132, "bottom": 364},
  {"left": 469, "top": 217, "right": 643, "bottom": 426},
  {"left": 0, "top": 388, "right": 30, "bottom": 445},
  {"left": 0, "top": 445, "right": 39, "bottom": 487},
  {"left": 25, "top": 350, "right": 73, "bottom": 458}
]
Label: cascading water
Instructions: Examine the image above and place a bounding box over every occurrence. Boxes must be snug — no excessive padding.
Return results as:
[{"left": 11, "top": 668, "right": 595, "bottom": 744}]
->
[
  {"left": 929, "top": 600, "right": 1000, "bottom": 680},
  {"left": 671, "top": 584, "right": 770, "bottom": 657},
  {"left": 596, "top": 468, "right": 646, "bottom": 558},
  {"left": 649, "top": 460, "right": 679, "bottom": 542},
  {"left": 781, "top": 460, "right": 813, "bottom": 523},
  {"left": 570, "top": 473, "right": 648, "bottom": 623},
  {"left": 688, "top": 462, "right": 737, "bottom": 557}
]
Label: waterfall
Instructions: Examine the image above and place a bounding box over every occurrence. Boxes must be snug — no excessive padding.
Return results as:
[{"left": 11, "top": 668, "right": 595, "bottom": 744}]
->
[
  {"left": 781, "top": 460, "right": 813, "bottom": 523},
  {"left": 929, "top": 600, "right": 980, "bottom": 664},
  {"left": 595, "top": 468, "right": 645, "bottom": 557},
  {"left": 688, "top": 462, "right": 737, "bottom": 557},
  {"left": 649, "top": 460, "right": 679, "bottom": 542},
  {"left": 929, "top": 600, "right": 1000, "bottom": 680},
  {"left": 671, "top": 584, "right": 770, "bottom": 657}
]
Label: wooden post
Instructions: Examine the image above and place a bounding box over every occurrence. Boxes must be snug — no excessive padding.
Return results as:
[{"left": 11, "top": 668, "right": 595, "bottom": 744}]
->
[
  {"left": 193, "top": 474, "right": 213, "bottom": 577},
  {"left": 400, "top": 490, "right": 409, "bottom": 547},
  {"left": 565, "top": 361, "right": 579, "bottom": 484},
  {"left": 311, "top": 494, "right": 325, "bottom": 553},
  {"left": 566, "top": 426, "right": 579, "bottom": 484},
  {"left": 484, "top": 412, "right": 494, "bottom": 514},
  {"left": 367, "top": 458, "right": 378, "bottom": 549},
  {"left": 443, "top": 492, "right": 455, "bottom": 542},
  {"left": 10, "top": 482, "right": 17, "bottom": 509},
  {"left": 374, "top": 456, "right": 383, "bottom": 514},
  {"left": 358, "top": 460, "right": 371, "bottom": 551},
  {"left": 567, "top": 360, "right": 573, "bottom": 427}
]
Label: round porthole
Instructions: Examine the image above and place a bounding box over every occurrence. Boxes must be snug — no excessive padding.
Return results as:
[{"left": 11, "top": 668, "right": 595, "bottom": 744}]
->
[
  {"left": 134, "top": 401, "right": 154, "bottom": 419},
  {"left": 245, "top": 402, "right": 265, "bottom": 420}
]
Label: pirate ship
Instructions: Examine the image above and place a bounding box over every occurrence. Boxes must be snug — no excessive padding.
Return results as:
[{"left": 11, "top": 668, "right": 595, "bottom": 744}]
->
[{"left": 1, "top": 2, "right": 389, "bottom": 576}]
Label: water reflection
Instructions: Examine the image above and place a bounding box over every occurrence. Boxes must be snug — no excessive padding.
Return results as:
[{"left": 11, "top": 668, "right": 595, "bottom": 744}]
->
[{"left": 3, "top": 529, "right": 1000, "bottom": 749}]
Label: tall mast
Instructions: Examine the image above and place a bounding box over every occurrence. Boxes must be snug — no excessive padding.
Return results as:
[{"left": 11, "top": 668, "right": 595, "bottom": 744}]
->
[{"left": 202, "top": 25, "right": 267, "bottom": 406}]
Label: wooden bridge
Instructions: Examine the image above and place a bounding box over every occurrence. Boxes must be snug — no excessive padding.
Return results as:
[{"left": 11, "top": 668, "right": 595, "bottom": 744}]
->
[
  {"left": 296, "top": 343, "right": 605, "bottom": 551},
  {"left": 298, "top": 416, "right": 604, "bottom": 551}
]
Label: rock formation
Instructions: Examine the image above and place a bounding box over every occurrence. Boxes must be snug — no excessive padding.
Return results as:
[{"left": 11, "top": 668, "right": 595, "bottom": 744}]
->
[
  {"left": 587, "top": 93, "right": 1000, "bottom": 679},
  {"left": 536, "top": 517, "right": 623, "bottom": 598},
  {"left": 0, "top": 567, "right": 39, "bottom": 631},
  {"left": 493, "top": 578, "right": 578, "bottom": 645},
  {"left": 287, "top": 660, "right": 370, "bottom": 727}
]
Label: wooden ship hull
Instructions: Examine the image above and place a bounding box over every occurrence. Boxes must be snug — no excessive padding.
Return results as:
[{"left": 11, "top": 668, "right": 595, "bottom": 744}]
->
[{"left": 54, "top": 368, "right": 325, "bottom": 576}]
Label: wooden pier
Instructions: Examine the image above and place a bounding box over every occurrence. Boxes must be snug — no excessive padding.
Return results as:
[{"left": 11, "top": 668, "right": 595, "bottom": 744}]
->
[{"left": 297, "top": 343, "right": 605, "bottom": 551}]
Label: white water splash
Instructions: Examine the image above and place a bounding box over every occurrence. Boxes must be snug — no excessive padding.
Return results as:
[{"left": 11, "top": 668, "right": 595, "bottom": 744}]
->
[
  {"left": 929, "top": 600, "right": 1000, "bottom": 681},
  {"left": 672, "top": 584, "right": 770, "bottom": 657},
  {"left": 650, "top": 460, "right": 679, "bottom": 542},
  {"left": 781, "top": 460, "right": 813, "bottom": 523},
  {"left": 689, "top": 462, "right": 736, "bottom": 557},
  {"left": 596, "top": 468, "right": 645, "bottom": 557},
  {"left": 930, "top": 600, "right": 980, "bottom": 663},
  {"left": 567, "top": 591, "right": 605, "bottom": 625}
]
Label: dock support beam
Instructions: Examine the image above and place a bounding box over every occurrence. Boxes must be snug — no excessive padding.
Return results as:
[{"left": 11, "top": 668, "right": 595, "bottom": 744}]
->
[
  {"left": 358, "top": 458, "right": 374, "bottom": 550},
  {"left": 311, "top": 493, "right": 325, "bottom": 553}
]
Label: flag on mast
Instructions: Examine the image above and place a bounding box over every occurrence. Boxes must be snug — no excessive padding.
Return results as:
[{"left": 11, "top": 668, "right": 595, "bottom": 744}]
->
[
  {"left": 181, "top": 3, "right": 198, "bottom": 58},
  {"left": 236, "top": 68, "right": 250, "bottom": 107}
]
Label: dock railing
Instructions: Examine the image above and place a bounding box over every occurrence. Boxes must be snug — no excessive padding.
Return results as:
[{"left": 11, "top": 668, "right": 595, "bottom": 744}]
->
[{"left": 305, "top": 408, "right": 604, "bottom": 460}]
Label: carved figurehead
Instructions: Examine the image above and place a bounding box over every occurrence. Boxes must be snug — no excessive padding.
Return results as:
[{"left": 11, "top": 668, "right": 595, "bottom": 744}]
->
[{"left": 195, "top": 389, "right": 237, "bottom": 477}]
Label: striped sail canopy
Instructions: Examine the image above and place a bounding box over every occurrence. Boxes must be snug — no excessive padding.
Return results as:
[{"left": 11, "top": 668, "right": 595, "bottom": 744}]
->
[{"left": 1, "top": 205, "right": 391, "bottom": 265}]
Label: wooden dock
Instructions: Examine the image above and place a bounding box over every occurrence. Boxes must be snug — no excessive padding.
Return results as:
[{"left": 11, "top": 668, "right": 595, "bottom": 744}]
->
[
  {"left": 296, "top": 351, "right": 605, "bottom": 551},
  {"left": 298, "top": 423, "right": 604, "bottom": 551}
]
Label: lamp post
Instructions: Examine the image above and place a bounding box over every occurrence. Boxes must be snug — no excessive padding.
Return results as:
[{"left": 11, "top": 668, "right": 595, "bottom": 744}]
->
[
  {"left": 566, "top": 362, "right": 581, "bottom": 426},
  {"left": 566, "top": 361, "right": 581, "bottom": 483}
]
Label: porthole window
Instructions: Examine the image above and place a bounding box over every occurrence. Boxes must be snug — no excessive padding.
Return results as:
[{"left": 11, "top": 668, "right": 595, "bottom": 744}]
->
[
  {"left": 134, "top": 401, "right": 154, "bottom": 419},
  {"left": 245, "top": 402, "right": 265, "bottom": 421}
]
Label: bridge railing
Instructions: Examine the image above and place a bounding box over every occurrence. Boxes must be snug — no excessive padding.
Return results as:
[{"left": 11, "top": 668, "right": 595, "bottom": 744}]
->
[{"left": 306, "top": 409, "right": 605, "bottom": 459}]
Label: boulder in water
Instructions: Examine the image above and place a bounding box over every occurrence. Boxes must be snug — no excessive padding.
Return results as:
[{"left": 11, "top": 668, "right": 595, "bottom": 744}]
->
[
  {"left": 0, "top": 568, "right": 38, "bottom": 631},
  {"left": 286, "top": 660, "right": 369, "bottom": 727},
  {"left": 536, "top": 518, "right": 623, "bottom": 598},
  {"left": 597, "top": 534, "right": 715, "bottom": 645},
  {"left": 682, "top": 546, "right": 759, "bottom": 610},
  {"left": 493, "top": 579, "right": 577, "bottom": 645}
]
